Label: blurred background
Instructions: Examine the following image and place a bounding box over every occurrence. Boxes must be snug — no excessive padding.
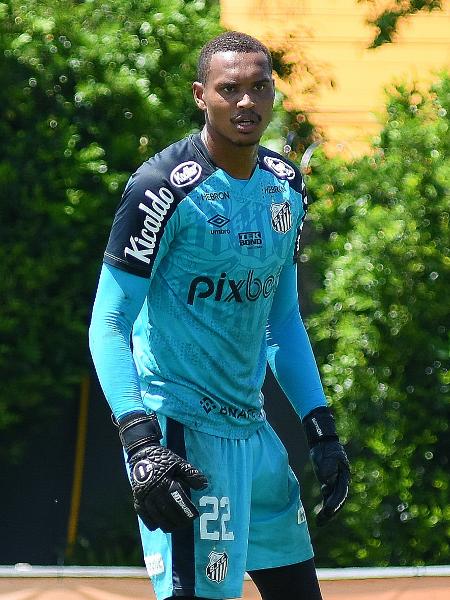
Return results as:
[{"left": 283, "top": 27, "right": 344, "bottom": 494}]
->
[{"left": 0, "top": 0, "right": 448, "bottom": 571}]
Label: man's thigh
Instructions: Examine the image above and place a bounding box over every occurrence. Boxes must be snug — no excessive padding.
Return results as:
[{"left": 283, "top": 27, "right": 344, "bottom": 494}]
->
[
  {"left": 246, "top": 423, "right": 314, "bottom": 571},
  {"left": 139, "top": 417, "right": 252, "bottom": 600}
]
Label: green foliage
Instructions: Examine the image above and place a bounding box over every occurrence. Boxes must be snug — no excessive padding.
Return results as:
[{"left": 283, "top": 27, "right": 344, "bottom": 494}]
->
[
  {"left": 303, "top": 74, "right": 449, "bottom": 565},
  {"left": 1, "top": 0, "right": 449, "bottom": 568},
  {"left": 0, "top": 0, "right": 221, "bottom": 455},
  {"left": 359, "top": 0, "right": 443, "bottom": 47}
]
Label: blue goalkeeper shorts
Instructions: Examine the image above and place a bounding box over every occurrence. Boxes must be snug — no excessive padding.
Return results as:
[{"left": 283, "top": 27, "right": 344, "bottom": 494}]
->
[{"left": 136, "top": 416, "right": 314, "bottom": 600}]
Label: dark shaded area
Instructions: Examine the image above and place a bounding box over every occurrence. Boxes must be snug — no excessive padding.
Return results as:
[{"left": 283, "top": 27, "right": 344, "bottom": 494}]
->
[
  {"left": 0, "top": 399, "right": 77, "bottom": 564},
  {"left": 0, "top": 369, "right": 309, "bottom": 566}
]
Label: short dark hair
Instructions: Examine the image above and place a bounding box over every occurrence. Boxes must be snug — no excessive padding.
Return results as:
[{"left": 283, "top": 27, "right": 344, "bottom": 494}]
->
[{"left": 197, "top": 31, "right": 273, "bottom": 83}]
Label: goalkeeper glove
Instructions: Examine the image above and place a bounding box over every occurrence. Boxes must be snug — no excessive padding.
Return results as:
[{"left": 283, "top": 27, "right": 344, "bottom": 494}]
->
[
  {"left": 118, "top": 411, "right": 208, "bottom": 532},
  {"left": 302, "top": 406, "right": 350, "bottom": 526}
]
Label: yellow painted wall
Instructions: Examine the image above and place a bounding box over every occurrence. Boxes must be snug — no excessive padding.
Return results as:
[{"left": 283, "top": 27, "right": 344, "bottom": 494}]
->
[{"left": 221, "top": 0, "right": 450, "bottom": 155}]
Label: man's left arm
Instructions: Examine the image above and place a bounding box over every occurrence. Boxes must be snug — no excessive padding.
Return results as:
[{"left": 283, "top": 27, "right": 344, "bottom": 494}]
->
[{"left": 267, "top": 262, "right": 350, "bottom": 524}]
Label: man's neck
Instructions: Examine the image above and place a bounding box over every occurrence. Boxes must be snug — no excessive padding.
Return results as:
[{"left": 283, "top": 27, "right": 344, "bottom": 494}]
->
[{"left": 201, "top": 127, "right": 258, "bottom": 180}]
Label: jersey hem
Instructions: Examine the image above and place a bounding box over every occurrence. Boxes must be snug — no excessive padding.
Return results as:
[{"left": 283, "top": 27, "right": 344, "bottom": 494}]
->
[
  {"left": 150, "top": 404, "right": 266, "bottom": 440},
  {"left": 157, "top": 585, "right": 242, "bottom": 600},
  {"left": 246, "top": 547, "right": 315, "bottom": 572}
]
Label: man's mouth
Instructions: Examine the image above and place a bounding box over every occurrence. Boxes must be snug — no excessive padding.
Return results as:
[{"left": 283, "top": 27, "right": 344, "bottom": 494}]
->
[{"left": 231, "top": 113, "right": 261, "bottom": 132}]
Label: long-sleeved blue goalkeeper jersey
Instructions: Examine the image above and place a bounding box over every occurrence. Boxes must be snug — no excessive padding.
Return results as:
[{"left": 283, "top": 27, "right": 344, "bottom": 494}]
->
[{"left": 91, "top": 133, "right": 326, "bottom": 438}]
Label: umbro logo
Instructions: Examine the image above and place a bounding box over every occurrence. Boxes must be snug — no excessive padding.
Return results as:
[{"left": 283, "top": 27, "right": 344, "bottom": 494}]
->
[
  {"left": 208, "top": 214, "right": 229, "bottom": 228},
  {"left": 208, "top": 214, "right": 230, "bottom": 235}
]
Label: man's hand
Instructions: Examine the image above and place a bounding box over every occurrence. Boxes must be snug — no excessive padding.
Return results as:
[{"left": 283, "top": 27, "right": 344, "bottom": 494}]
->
[
  {"left": 118, "top": 412, "right": 208, "bottom": 532},
  {"left": 302, "top": 407, "right": 350, "bottom": 526}
]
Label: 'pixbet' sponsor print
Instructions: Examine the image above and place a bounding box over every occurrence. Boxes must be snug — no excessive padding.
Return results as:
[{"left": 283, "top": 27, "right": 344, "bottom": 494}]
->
[{"left": 187, "top": 268, "right": 282, "bottom": 305}]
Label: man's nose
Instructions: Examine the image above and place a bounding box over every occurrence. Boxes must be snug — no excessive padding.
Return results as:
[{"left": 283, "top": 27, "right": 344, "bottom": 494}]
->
[{"left": 237, "top": 93, "right": 255, "bottom": 108}]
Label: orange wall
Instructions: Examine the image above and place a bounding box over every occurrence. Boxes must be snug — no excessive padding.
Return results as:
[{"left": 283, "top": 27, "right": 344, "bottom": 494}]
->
[{"left": 221, "top": 0, "right": 450, "bottom": 155}]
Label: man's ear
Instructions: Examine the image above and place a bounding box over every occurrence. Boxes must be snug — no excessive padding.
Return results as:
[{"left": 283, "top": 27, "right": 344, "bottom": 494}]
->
[{"left": 192, "top": 81, "right": 206, "bottom": 111}]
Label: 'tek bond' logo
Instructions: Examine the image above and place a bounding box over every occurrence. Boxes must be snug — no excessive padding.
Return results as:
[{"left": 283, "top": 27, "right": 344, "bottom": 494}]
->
[
  {"left": 187, "top": 268, "right": 281, "bottom": 305},
  {"left": 124, "top": 187, "right": 174, "bottom": 264}
]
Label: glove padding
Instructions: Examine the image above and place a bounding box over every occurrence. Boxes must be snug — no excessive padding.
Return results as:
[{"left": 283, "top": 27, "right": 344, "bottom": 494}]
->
[
  {"left": 118, "top": 411, "right": 208, "bottom": 533},
  {"left": 129, "top": 444, "right": 208, "bottom": 533},
  {"left": 310, "top": 440, "right": 350, "bottom": 526},
  {"left": 302, "top": 406, "right": 350, "bottom": 526}
]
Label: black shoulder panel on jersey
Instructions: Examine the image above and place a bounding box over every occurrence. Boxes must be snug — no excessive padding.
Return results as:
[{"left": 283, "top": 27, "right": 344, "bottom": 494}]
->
[
  {"left": 103, "top": 135, "right": 215, "bottom": 278},
  {"left": 258, "top": 145, "right": 309, "bottom": 264},
  {"left": 258, "top": 145, "right": 304, "bottom": 191}
]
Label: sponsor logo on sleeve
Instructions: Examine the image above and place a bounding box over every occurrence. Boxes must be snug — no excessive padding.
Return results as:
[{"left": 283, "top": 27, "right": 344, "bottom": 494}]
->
[
  {"left": 270, "top": 201, "right": 292, "bottom": 233},
  {"left": 301, "top": 179, "right": 308, "bottom": 205},
  {"left": 206, "top": 551, "right": 229, "bottom": 583},
  {"left": 263, "top": 156, "right": 296, "bottom": 180},
  {"left": 170, "top": 161, "right": 202, "bottom": 187},
  {"left": 124, "top": 187, "right": 175, "bottom": 264}
]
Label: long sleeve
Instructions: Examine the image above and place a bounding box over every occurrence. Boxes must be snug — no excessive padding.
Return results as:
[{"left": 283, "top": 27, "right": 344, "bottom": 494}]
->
[
  {"left": 89, "top": 263, "right": 150, "bottom": 419},
  {"left": 266, "top": 262, "right": 327, "bottom": 418}
]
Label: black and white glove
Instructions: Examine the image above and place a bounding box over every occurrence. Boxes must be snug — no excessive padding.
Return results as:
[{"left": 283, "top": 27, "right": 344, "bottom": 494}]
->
[
  {"left": 118, "top": 411, "right": 208, "bottom": 532},
  {"left": 302, "top": 406, "right": 350, "bottom": 526}
]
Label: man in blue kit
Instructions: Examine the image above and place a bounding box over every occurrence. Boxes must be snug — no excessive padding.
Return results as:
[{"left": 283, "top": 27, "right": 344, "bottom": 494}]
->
[{"left": 89, "top": 31, "right": 350, "bottom": 600}]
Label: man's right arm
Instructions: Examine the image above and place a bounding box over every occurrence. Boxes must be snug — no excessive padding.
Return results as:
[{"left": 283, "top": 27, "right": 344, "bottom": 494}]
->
[
  {"left": 89, "top": 262, "right": 150, "bottom": 419},
  {"left": 89, "top": 262, "right": 208, "bottom": 531}
]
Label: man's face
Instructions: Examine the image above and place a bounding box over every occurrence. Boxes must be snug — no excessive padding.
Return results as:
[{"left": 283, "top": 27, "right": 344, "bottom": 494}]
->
[{"left": 193, "top": 51, "right": 275, "bottom": 147}]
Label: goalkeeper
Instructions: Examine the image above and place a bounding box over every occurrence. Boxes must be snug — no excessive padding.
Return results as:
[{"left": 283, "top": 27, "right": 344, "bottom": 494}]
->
[{"left": 89, "top": 31, "right": 350, "bottom": 600}]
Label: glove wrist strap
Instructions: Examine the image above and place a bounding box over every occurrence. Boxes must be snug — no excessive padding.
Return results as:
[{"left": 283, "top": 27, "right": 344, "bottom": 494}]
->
[
  {"left": 302, "top": 406, "right": 338, "bottom": 448},
  {"left": 117, "top": 411, "right": 162, "bottom": 455}
]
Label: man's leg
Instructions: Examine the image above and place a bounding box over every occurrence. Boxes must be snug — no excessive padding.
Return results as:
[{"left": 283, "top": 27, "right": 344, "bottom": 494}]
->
[{"left": 248, "top": 559, "right": 323, "bottom": 600}]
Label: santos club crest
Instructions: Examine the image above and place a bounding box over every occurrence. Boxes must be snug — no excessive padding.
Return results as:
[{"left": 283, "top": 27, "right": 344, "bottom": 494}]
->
[
  {"left": 205, "top": 551, "right": 229, "bottom": 583},
  {"left": 270, "top": 202, "right": 292, "bottom": 233}
]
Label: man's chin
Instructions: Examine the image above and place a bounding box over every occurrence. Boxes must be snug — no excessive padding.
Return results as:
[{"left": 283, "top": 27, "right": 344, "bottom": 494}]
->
[{"left": 232, "top": 134, "right": 262, "bottom": 147}]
